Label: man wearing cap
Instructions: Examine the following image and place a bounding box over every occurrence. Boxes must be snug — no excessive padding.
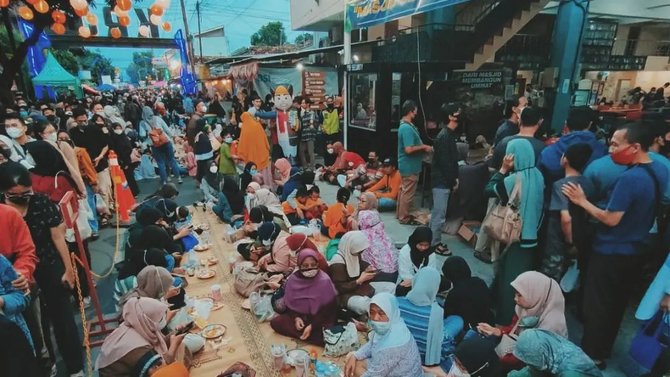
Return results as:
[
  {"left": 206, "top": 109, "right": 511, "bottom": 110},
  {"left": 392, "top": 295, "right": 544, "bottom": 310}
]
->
[
  {"left": 429, "top": 103, "right": 461, "bottom": 254},
  {"left": 366, "top": 158, "right": 401, "bottom": 212}
]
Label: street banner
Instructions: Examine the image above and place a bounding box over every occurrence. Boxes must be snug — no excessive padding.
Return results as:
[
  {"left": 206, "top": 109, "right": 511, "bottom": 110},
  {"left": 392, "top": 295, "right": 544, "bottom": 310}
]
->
[{"left": 346, "top": 0, "right": 469, "bottom": 29}]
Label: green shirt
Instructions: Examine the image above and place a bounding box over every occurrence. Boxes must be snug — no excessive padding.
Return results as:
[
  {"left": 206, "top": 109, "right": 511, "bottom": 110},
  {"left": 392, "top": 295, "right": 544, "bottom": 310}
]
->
[
  {"left": 218, "top": 143, "right": 236, "bottom": 175},
  {"left": 397, "top": 120, "right": 424, "bottom": 176}
]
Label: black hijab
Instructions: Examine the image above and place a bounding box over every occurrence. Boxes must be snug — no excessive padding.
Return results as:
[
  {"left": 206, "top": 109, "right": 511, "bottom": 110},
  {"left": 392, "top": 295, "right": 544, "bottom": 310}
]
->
[
  {"left": 249, "top": 205, "right": 272, "bottom": 224},
  {"left": 454, "top": 337, "right": 500, "bottom": 377},
  {"left": 442, "top": 255, "right": 471, "bottom": 287},
  {"left": 137, "top": 207, "right": 162, "bottom": 226},
  {"left": 154, "top": 198, "right": 178, "bottom": 223},
  {"left": 25, "top": 140, "right": 68, "bottom": 177},
  {"left": 408, "top": 226, "right": 434, "bottom": 269},
  {"left": 204, "top": 168, "right": 222, "bottom": 191},
  {"left": 240, "top": 162, "right": 255, "bottom": 191},
  {"left": 118, "top": 247, "right": 168, "bottom": 279},
  {"left": 442, "top": 256, "right": 494, "bottom": 327},
  {"left": 222, "top": 176, "right": 244, "bottom": 215}
]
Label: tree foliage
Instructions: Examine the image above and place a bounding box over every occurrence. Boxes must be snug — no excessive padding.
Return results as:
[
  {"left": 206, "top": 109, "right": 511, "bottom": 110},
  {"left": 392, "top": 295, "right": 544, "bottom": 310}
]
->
[
  {"left": 51, "top": 49, "right": 79, "bottom": 75},
  {"left": 294, "top": 33, "right": 314, "bottom": 46},
  {"left": 250, "top": 21, "right": 287, "bottom": 46},
  {"left": 126, "top": 51, "right": 155, "bottom": 84},
  {"left": 81, "top": 50, "right": 116, "bottom": 83}
]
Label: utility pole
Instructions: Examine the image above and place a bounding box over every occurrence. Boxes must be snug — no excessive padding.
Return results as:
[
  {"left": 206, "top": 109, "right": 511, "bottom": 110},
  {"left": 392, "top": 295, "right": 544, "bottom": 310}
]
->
[
  {"left": 196, "top": 0, "right": 203, "bottom": 61},
  {"left": 178, "top": 0, "right": 196, "bottom": 74}
]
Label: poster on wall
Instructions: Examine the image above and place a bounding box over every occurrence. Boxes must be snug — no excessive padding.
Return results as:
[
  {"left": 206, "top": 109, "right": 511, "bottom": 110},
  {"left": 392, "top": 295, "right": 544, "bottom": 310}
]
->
[
  {"left": 346, "top": 0, "right": 469, "bottom": 29},
  {"left": 303, "top": 71, "right": 327, "bottom": 109},
  {"left": 253, "top": 67, "right": 338, "bottom": 100}
]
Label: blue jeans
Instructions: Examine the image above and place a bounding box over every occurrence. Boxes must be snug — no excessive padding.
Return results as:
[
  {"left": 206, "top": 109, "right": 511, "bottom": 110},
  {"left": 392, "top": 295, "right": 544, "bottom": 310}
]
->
[
  {"left": 441, "top": 315, "right": 465, "bottom": 371},
  {"left": 378, "top": 197, "right": 397, "bottom": 212},
  {"left": 85, "top": 184, "right": 99, "bottom": 233},
  {"left": 429, "top": 187, "right": 451, "bottom": 245},
  {"left": 212, "top": 193, "right": 233, "bottom": 223},
  {"left": 152, "top": 143, "right": 182, "bottom": 184}
]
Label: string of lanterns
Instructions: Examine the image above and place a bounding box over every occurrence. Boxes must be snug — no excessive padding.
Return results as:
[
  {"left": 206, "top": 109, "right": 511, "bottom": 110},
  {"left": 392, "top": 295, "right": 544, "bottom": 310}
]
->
[{"left": 2, "top": 0, "right": 172, "bottom": 39}]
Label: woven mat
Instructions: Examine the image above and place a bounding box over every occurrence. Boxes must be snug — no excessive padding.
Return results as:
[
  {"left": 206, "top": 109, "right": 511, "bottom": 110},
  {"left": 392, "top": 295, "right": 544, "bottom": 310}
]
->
[{"left": 186, "top": 209, "right": 345, "bottom": 377}]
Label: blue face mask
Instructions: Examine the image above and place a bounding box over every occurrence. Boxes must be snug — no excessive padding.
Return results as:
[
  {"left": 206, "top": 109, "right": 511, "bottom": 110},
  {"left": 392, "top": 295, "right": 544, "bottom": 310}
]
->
[
  {"left": 174, "top": 214, "right": 192, "bottom": 229},
  {"left": 250, "top": 169, "right": 257, "bottom": 176},
  {"left": 19, "top": 110, "right": 29, "bottom": 118},
  {"left": 369, "top": 320, "right": 391, "bottom": 336}
]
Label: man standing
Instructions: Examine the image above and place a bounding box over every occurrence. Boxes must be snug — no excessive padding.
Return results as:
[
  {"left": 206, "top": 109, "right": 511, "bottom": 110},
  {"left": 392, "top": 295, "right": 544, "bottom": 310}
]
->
[
  {"left": 299, "top": 98, "right": 319, "bottom": 170},
  {"left": 563, "top": 123, "right": 669, "bottom": 368},
  {"left": 186, "top": 101, "right": 206, "bottom": 146},
  {"left": 489, "top": 107, "right": 545, "bottom": 170},
  {"left": 429, "top": 103, "right": 460, "bottom": 253},
  {"left": 396, "top": 100, "right": 432, "bottom": 224}
]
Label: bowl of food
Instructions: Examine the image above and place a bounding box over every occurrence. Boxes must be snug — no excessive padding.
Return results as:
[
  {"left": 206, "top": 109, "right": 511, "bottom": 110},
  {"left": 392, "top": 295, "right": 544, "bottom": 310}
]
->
[
  {"left": 201, "top": 323, "right": 227, "bottom": 339},
  {"left": 196, "top": 269, "right": 216, "bottom": 279},
  {"left": 194, "top": 244, "right": 210, "bottom": 252}
]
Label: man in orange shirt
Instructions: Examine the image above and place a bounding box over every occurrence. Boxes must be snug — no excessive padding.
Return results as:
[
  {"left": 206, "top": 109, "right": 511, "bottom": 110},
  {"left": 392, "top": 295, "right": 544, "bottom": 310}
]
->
[{"left": 366, "top": 158, "right": 401, "bottom": 211}]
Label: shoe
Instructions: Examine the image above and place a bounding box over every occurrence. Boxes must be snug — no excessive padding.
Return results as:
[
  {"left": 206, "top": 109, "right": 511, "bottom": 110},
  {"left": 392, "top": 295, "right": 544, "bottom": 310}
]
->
[
  {"left": 70, "top": 370, "right": 85, "bottom": 377},
  {"left": 178, "top": 177, "right": 183, "bottom": 184},
  {"left": 50, "top": 365, "right": 58, "bottom": 377},
  {"left": 83, "top": 296, "right": 91, "bottom": 308},
  {"left": 90, "top": 232, "right": 99, "bottom": 241},
  {"left": 474, "top": 250, "right": 492, "bottom": 264}
]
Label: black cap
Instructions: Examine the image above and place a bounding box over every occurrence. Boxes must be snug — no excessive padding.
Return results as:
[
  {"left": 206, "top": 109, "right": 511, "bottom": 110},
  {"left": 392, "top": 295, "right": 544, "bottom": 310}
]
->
[
  {"left": 441, "top": 102, "right": 461, "bottom": 118},
  {"left": 382, "top": 157, "right": 397, "bottom": 167}
]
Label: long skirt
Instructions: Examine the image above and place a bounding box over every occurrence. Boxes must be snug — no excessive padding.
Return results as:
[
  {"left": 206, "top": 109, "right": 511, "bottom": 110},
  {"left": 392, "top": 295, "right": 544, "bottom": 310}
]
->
[{"left": 493, "top": 243, "right": 535, "bottom": 325}]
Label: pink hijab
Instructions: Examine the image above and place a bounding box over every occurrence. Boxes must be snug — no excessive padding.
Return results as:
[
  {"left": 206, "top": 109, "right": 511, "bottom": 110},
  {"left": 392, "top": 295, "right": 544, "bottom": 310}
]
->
[
  {"left": 96, "top": 297, "right": 169, "bottom": 369},
  {"left": 511, "top": 271, "right": 568, "bottom": 337},
  {"left": 358, "top": 210, "right": 398, "bottom": 273},
  {"left": 275, "top": 158, "right": 292, "bottom": 183}
]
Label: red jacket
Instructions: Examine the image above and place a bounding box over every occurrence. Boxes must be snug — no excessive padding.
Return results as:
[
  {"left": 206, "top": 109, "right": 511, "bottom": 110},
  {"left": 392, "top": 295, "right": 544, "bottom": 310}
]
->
[{"left": 0, "top": 204, "right": 38, "bottom": 281}]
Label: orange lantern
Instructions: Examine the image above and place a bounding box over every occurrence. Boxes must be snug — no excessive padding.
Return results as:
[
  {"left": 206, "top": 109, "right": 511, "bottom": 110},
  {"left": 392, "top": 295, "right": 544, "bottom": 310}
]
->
[
  {"left": 110, "top": 27, "right": 122, "bottom": 39},
  {"left": 26, "top": 0, "right": 39, "bottom": 4},
  {"left": 74, "top": 6, "right": 89, "bottom": 17},
  {"left": 18, "top": 6, "right": 34, "bottom": 20},
  {"left": 149, "top": 14, "right": 161, "bottom": 25},
  {"left": 0, "top": 0, "right": 8, "bottom": 7},
  {"left": 119, "top": 16, "right": 130, "bottom": 27},
  {"left": 150, "top": 4, "right": 163, "bottom": 16},
  {"left": 162, "top": 21, "right": 171, "bottom": 32},
  {"left": 34, "top": 0, "right": 49, "bottom": 14},
  {"left": 138, "top": 25, "right": 150, "bottom": 37},
  {"left": 51, "top": 23, "right": 66, "bottom": 35},
  {"left": 86, "top": 13, "right": 98, "bottom": 25},
  {"left": 70, "top": 0, "right": 87, "bottom": 10},
  {"left": 117, "top": 0, "right": 132, "bottom": 11},
  {"left": 52, "top": 10, "right": 67, "bottom": 23},
  {"left": 78, "top": 25, "right": 91, "bottom": 38}
]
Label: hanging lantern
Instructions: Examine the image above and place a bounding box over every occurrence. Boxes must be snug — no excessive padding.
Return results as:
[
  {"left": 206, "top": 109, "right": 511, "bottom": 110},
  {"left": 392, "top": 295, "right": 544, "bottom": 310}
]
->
[
  {"left": 110, "top": 27, "right": 122, "bottom": 39},
  {"left": 18, "top": 6, "right": 34, "bottom": 20},
  {"left": 34, "top": 0, "right": 49, "bottom": 14},
  {"left": 113, "top": 5, "right": 129, "bottom": 16},
  {"left": 51, "top": 23, "right": 66, "bottom": 35},
  {"left": 74, "top": 5, "right": 89, "bottom": 17},
  {"left": 79, "top": 25, "right": 91, "bottom": 38},
  {"left": 149, "top": 14, "right": 161, "bottom": 25},
  {"left": 26, "top": 0, "right": 39, "bottom": 5},
  {"left": 150, "top": 4, "right": 163, "bottom": 16},
  {"left": 70, "top": 0, "right": 87, "bottom": 10},
  {"left": 162, "top": 21, "right": 171, "bottom": 32},
  {"left": 117, "top": 0, "right": 132, "bottom": 11},
  {"left": 138, "top": 25, "right": 150, "bottom": 37},
  {"left": 86, "top": 13, "right": 98, "bottom": 25},
  {"left": 0, "top": 0, "right": 8, "bottom": 7},
  {"left": 119, "top": 16, "right": 130, "bottom": 27},
  {"left": 52, "top": 10, "right": 67, "bottom": 23}
]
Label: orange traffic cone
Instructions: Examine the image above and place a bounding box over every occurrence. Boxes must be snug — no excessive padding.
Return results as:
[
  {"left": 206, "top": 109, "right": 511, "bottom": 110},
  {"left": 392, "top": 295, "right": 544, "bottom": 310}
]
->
[{"left": 108, "top": 150, "right": 136, "bottom": 223}]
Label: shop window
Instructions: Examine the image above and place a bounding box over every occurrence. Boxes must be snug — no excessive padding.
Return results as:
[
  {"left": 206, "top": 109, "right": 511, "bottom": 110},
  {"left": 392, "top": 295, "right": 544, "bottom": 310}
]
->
[{"left": 349, "top": 73, "right": 377, "bottom": 130}]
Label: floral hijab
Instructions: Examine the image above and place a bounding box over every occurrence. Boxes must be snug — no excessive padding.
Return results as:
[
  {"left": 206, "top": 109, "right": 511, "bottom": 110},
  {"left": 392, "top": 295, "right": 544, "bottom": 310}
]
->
[{"left": 358, "top": 210, "right": 398, "bottom": 273}]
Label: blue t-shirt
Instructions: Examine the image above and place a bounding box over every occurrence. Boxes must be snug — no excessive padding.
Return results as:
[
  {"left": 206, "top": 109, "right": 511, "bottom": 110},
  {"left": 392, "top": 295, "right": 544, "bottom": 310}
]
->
[
  {"left": 594, "top": 160, "right": 669, "bottom": 255},
  {"left": 583, "top": 155, "right": 627, "bottom": 209},
  {"left": 649, "top": 152, "right": 670, "bottom": 205},
  {"left": 397, "top": 121, "right": 424, "bottom": 176}
]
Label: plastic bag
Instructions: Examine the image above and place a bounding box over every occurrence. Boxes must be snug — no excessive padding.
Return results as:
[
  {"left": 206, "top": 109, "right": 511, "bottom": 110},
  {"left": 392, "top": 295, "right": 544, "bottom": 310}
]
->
[
  {"left": 560, "top": 260, "right": 580, "bottom": 293},
  {"left": 66, "top": 199, "right": 93, "bottom": 242},
  {"left": 249, "top": 292, "right": 275, "bottom": 322}
]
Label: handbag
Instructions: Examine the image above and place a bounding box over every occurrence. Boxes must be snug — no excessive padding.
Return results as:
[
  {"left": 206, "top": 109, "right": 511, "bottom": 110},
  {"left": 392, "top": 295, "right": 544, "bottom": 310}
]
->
[
  {"left": 323, "top": 322, "right": 359, "bottom": 357},
  {"left": 630, "top": 311, "right": 670, "bottom": 369},
  {"left": 233, "top": 266, "right": 267, "bottom": 298},
  {"left": 270, "top": 282, "right": 287, "bottom": 314},
  {"left": 482, "top": 175, "right": 522, "bottom": 244},
  {"left": 149, "top": 128, "right": 169, "bottom": 147},
  {"left": 494, "top": 333, "right": 519, "bottom": 358}
]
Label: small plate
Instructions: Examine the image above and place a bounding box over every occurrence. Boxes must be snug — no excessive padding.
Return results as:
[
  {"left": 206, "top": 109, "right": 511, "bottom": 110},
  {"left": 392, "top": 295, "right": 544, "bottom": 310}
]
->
[
  {"left": 207, "top": 257, "right": 219, "bottom": 266},
  {"left": 241, "top": 298, "right": 251, "bottom": 310},
  {"left": 201, "top": 323, "right": 227, "bottom": 339},
  {"left": 194, "top": 244, "right": 210, "bottom": 252},
  {"left": 286, "top": 349, "right": 309, "bottom": 366},
  {"left": 197, "top": 269, "right": 216, "bottom": 279}
]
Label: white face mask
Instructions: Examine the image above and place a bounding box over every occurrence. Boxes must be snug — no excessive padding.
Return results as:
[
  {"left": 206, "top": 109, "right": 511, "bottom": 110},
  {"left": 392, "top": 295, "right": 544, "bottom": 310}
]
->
[
  {"left": 113, "top": 129, "right": 124, "bottom": 135},
  {"left": 209, "top": 166, "right": 218, "bottom": 174},
  {"left": 6, "top": 127, "right": 23, "bottom": 139},
  {"left": 262, "top": 239, "right": 272, "bottom": 247},
  {"left": 301, "top": 269, "right": 318, "bottom": 278},
  {"left": 200, "top": 105, "right": 207, "bottom": 113},
  {"left": 45, "top": 133, "right": 58, "bottom": 143},
  {"left": 327, "top": 148, "right": 334, "bottom": 154},
  {"left": 224, "top": 137, "right": 233, "bottom": 144},
  {"left": 158, "top": 315, "right": 167, "bottom": 330}
]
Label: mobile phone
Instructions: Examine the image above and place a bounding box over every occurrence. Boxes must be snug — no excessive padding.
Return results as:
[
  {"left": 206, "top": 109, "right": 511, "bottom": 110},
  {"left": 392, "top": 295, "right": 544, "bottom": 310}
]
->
[{"left": 176, "top": 321, "right": 195, "bottom": 335}]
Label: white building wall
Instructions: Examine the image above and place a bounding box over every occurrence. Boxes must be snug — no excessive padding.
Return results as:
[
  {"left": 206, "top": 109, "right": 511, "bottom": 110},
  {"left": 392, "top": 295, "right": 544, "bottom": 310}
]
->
[{"left": 291, "top": 0, "right": 344, "bottom": 30}]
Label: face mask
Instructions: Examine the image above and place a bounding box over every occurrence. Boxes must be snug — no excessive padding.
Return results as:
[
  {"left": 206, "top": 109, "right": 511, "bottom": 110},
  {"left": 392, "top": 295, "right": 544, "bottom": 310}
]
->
[
  {"left": 369, "top": 320, "right": 391, "bottom": 336},
  {"left": 301, "top": 269, "right": 318, "bottom": 278},
  {"left": 95, "top": 111, "right": 104, "bottom": 116},
  {"left": 368, "top": 158, "right": 376, "bottom": 163},
  {"left": 5, "top": 193, "right": 32, "bottom": 205},
  {"left": 262, "top": 239, "right": 272, "bottom": 247},
  {"left": 65, "top": 111, "right": 73, "bottom": 116},
  {"left": 611, "top": 145, "right": 636, "bottom": 165},
  {"left": 77, "top": 121, "right": 88, "bottom": 128},
  {"left": 327, "top": 148, "right": 334, "bottom": 154},
  {"left": 46, "top": 115, "right": 57, "bottom": 123},
  {"left": 518, "top": 315, "right": 540, "bottom": 328},
  {"left": 250, "top": 169, "right": 257, "bottom": 176},
  {"left": 6, "top": 127, "right": 23, "bottom": 139},
  {"left": 209, "top": 166, "right": 218, "bottom": 174},
  {"left": 224, "top": 137, "right": 233, "bottom": 144},
  {"left": 447, "top": 362, "right": 470, "bottom": 377},
  {"left": 200, "top": 105, "right": 208, "bottom": 113},
  {"left": 45, "top": 133, "right": 58, "bottom": 143},
  {"left": 158, "top": 315, "right": 167, "bottom": 330},
  {"left": 327, "top": 104, "right": 334, "bottom": 109},
  {"left": 19, "top": 110, "right": 28, "bottom": 118},
  {"left": 114, "top": 129, "right": 124, "bottom": 135}
]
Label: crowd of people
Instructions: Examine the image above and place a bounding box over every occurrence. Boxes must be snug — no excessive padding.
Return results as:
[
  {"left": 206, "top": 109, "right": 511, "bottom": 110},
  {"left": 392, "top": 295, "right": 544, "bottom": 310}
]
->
[{"left": 1, "top": 85, "right": 670, "bottom": 377}]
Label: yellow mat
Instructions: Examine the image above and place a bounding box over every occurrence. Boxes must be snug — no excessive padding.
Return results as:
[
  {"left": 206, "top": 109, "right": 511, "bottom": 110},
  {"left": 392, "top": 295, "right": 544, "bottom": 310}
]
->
[{"left": 186, "top": 209, "right": 345, "bottom": 377}]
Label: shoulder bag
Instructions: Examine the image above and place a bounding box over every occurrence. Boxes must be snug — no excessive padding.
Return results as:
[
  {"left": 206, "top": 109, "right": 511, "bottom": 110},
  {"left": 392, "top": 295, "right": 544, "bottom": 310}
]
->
[{"left": 482, "top": 175, "right": 522, "bottom": 244}]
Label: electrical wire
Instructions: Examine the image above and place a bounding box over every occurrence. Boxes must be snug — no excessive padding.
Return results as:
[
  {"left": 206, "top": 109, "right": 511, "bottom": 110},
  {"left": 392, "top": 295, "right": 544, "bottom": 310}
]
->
[{"left": 416, "top": 27, "right": 433, "bottom": 141}]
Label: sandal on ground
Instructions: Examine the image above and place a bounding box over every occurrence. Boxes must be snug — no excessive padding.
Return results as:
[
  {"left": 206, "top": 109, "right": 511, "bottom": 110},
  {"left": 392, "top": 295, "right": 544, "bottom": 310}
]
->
[
  {"left": 473, "top": 250, "right": 492, "bottom": 264},
  {"left": 399, "top": 217, "right": 421, "bottom": 226},
  {"left": 434, "top": 243, "right": 452, "bottom": 256}
]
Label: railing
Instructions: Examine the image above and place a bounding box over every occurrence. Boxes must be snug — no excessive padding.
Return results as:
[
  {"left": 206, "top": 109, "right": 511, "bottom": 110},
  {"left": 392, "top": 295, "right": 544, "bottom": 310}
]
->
[
  {"left": 617, "top": 39, "right": 670, "bottom": 57},
  {"left": 455, "top": 0, "right": 503, "bottom": 27}
]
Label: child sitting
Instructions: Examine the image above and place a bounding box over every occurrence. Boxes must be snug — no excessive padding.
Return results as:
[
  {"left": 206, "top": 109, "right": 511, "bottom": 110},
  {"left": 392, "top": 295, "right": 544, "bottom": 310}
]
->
[
  {"left": 282, "top": 186, "right": 310, "bottom": 226},
  {"left": 322, "top": 188, "right": 354, "bottom": 238},
  {"left": 301, "top": 185, "right": 328, "bottom": 220}
]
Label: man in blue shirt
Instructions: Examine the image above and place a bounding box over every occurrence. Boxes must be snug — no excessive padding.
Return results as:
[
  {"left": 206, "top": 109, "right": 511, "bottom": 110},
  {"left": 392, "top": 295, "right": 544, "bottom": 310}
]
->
[
  {"left": 396, "top": 100, "right": 432, "bottom": 224},
  {"left": 563, "top": 122, "right": 670, "bottom": 368}
]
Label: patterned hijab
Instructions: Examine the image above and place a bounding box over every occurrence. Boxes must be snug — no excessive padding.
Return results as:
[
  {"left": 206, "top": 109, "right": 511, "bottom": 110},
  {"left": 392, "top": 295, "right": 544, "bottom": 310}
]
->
[{"left": 358, "top": 210, "right": 398, "bottom": 273}]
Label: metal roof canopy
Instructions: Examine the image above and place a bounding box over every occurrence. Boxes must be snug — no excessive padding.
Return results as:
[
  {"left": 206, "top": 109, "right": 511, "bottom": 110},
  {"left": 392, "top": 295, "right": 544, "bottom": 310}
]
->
[{"left": 49, "top": 35, "right": 177, "bottom": 49}]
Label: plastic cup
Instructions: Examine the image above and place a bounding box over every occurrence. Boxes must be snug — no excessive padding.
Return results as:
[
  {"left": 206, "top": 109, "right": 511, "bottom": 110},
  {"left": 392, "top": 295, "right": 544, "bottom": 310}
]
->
[
  {"left": 210, "top": 284, "right": 222, "bottom": 302},
  {"left": 271, "top": 344, "right": 286, "bottom": 371},
  {"left": 294, "top": 353, "right": 308, "bottom": 377}
]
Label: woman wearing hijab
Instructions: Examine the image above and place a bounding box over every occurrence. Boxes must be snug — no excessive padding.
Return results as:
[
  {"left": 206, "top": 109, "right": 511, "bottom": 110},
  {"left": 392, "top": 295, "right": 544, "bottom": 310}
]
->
[
  {"left": 442, "top": 256, "right": 494, "bottom": 328},
  {"left": 126, "top": 207, "right": 180, "bottom": 264},
  {"left": 328, "top": 231, "right": 375, "bottom": 315},
  {"left": 115, "top": 248, "right": 171, "bottom": 309},
  {"left": 477, "top": 271, "right": 567, "bottom": 371},
  {"left": 397, "top": 267, "right": 464, "bottom": 371},
  {"left": 397, "top": 226, "right": 442, "bottom": 296},
  {"left": 239, "top": 162, "right": 260, "bottom": 192},
  {"left": 238, "top": 221, "right": 281, "bottom": 262},
  {"left": 237, "top": 112, "right": 272, "bottom": 188},
  {"left": 222, "top": 176, "right": 245, "bottom": 216},
  {"left": 509, "top": 329, "right": 602, "bottom": 377},
  {"left": 116, "top": 265, "right": 176, "bottom": 310},
  {"left": 286, "top": 233, "right": 328, "bottom": 271},
  {"left": 349, "top": 192, "right": 378, "bottom": 230},
  {"left": 193, "top": 119, "right": 214, "bottom": 184},
  {"left": 257, "top": 224, "right": 295, "bottom": 275},
  {"left": 357, "top": 210, "right": 398, "bottom": 287},
  {"left": 452, "top": 337, "right": 501, "bottom": 377},
  {"left": 280, "top": 167, "right": 303, "bottom": 201},
  {"left": 96, "top": 297, "right": 187, "bottom": 377},
  {"left": 274, "top": 158, "right": 292, "bottom": 187},
  {"left": 25, "top": 140, "right": 82, "bottom": 203},
  {"left": 201, "top": 160, "right": 222, "bottom": 203},
  {"left": 110, "top": 122, "right": 140, "bottom": 197},
  {"left": 270, "top": 249, "right": 338, "bottom": 345},
  {"left": 344, "top": 293, "right": 423, "bottom": 377},
  {"left": 484, "top": 138, "right": 544, "bottom": 324}
]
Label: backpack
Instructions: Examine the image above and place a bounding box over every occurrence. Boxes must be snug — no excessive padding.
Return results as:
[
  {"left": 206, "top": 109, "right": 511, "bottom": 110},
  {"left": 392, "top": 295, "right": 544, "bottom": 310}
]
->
[{"left": 149, "top": 127, "right": 169, "bottom": 147}]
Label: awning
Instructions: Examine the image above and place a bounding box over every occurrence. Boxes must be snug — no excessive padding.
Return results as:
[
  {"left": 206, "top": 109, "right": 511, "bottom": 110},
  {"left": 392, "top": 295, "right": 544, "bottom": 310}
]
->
[{"left": 228, "top": 62, "right": 259, "bottom": 81}]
